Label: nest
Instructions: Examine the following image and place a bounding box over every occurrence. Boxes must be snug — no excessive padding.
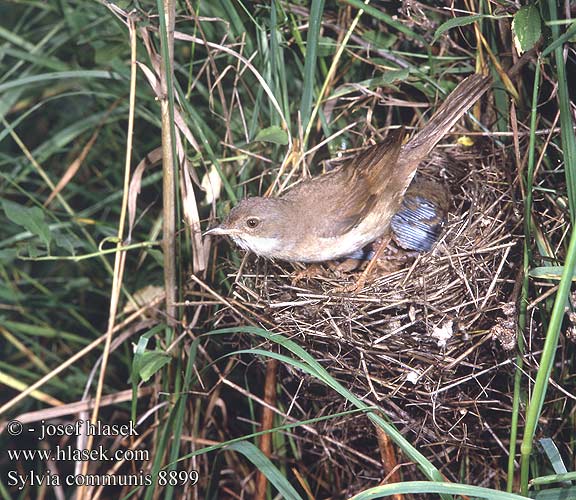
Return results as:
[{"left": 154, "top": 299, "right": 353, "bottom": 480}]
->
[{"left": 214, "top": 141, "right": 522, "bottom": 493}]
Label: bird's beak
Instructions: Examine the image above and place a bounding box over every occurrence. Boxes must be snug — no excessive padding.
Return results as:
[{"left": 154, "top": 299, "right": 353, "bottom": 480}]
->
[{"left": 204, "top": 226, "right": 235, "bottom": 237}]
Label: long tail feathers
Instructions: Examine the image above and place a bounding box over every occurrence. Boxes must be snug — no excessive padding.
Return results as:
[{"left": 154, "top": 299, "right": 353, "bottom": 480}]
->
[{"left": 399, "top": 74, "right": 491, "bottom": 176}]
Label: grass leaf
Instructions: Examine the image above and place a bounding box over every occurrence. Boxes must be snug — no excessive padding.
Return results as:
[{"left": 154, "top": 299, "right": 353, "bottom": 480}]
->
[
  {"left": 226, "top": 441, "right": 303, "bottom": 500},
  {"left": 433, "top": 14, "right": 495, "bottom": 44}
]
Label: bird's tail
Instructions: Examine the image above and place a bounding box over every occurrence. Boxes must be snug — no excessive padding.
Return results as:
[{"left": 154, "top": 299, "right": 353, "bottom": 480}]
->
[{"left": 399, "top": 73, "right": 491, "bottom": 176}]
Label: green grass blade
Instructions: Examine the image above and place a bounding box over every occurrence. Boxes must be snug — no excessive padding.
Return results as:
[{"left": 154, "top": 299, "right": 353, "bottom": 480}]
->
[
  {"left": 208, "top": 327, "right": 445, "bottom": 484},
  {"left": 299, "top": 0, "right": 324, "bottom": 132},
  {"left": 226, "top": 441, "right": 303, "bottom": 500},
  {"left": 348, "top": 481, "right": 531, "bottom": 499},
  {"left": 520, "top": 4, "right": 576, "bottom": 493}
]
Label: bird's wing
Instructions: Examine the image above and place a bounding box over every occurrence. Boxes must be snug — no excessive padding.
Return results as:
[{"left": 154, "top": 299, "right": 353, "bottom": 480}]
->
[{"left": 285, "top": 130, "right": 404, "bottom": 238}]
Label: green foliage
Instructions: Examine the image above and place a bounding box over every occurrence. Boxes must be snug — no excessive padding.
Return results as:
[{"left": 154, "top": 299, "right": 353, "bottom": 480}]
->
[
  {"left": 2, "top": 199, "right": 51, "bottom": 252},
  {"left": 132, "top": 326, "right": 173, "bottom": 384},
  {"left": 253, "top": 125, "right": 289, "bottom": 145},
  {"left": 433, "top": 14, "right": 497, "bottom": 44},
  {"left": 512, "top": 5, "right": 542, "bottom": 54}
]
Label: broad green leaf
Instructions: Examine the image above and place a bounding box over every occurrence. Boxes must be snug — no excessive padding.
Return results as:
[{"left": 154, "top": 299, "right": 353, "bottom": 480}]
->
[
  {"left": 131, "top": 324, "right": 166, "bottom": 420},
  {"left": 531, "top": 470, "right": 576, "bottom": 486},
  {"left": 0, "top": 284, "right": 23, "bottom": 302},
  {"left": 349, "top": 481, "right": 538, "bottom": 499},
  {"left": 253, "top": 125, "right": 289, "bottom": 145},
  {"left": 147, "top": 248, "right": 164, "bottom": 266},
  {"left": 512, "top": 5, "right": 542, "bottom": 54},
  {"left": 138, "top": 351, "right": 172, "bottom": 382},
  {"left": 433, "top": 13, "right": 510, "bottom": 44},
  {"left": 361, "top": 69, "right": 410, "bottom": 89},
  {"left": 0, "top": 70, "right": 119, "bottom": 93},
  {"left": 2, "top": 199, "right": 51, "bottom": 248}
]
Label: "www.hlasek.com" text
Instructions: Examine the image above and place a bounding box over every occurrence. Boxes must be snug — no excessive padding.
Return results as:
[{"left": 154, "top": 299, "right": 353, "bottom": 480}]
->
[{"left": 7, "top": 445, "right": 149, "bottom": 462}]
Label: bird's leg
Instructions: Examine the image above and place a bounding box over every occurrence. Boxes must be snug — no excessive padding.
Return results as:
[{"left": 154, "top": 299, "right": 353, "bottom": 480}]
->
[
  {"left": 291, "top": 258, "right": 364, "bottom": 286},
  {"left": 290, "top": 263, "right": 325, "bottom": 285},
  {"left": 351, "top": 235, "right": 392, "bottom": 290},
  {"left": 335, "top": 234, "right": 392, "bottom": 293}
]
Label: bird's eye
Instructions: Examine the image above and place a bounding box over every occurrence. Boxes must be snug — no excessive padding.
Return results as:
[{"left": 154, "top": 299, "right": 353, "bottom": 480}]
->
[{"left": 246, "top": 217, "right": 260, "bottom": 229}]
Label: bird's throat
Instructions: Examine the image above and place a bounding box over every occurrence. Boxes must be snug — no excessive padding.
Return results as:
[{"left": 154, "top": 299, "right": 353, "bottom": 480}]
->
[{"left": 231, "top": 234, "right": 283, "bottom": 258}]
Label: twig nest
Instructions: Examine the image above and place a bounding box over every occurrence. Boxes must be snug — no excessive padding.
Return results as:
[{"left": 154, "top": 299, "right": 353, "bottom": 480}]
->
[
  {"left": 216, "top": 144, "right": 521, "bottom": 484},
  {"left": 227, "top": 146, "right": 519, "bottom": 346}
]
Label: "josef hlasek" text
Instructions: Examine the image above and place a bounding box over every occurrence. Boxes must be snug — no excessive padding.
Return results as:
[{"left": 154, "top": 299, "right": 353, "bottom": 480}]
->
[{"left": 38, "top": 420, "right": 138, "bottom": 441}]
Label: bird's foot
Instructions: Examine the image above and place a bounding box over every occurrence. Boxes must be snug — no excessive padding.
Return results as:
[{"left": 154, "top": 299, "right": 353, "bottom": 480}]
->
[
  {"left": 332, "top": 237, "right": 391, "bottom": 293},
  {"left": 290, "top": 264, "right": 325, "bottom": 285}
]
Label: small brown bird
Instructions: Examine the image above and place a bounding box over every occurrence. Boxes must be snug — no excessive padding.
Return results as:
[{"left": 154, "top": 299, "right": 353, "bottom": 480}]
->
[{"left": 206, "top": 74, "right": 490, "bottom": 262}]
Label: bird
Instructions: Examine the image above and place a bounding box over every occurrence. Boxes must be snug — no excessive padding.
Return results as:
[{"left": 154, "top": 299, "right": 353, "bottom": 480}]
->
[{"left": 206, "top": 74, "right": 490, "bottom": 263}]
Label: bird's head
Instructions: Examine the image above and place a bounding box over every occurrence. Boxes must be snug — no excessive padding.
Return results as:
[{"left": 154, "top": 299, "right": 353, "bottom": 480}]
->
[{"left": 205, "top": 197, "right": 294, "bottom": 258}]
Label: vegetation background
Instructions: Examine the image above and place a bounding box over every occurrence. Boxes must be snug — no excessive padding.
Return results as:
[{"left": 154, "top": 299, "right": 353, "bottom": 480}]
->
[{"left": 0, "top": 0, "right": 575, "bottom": 498}]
